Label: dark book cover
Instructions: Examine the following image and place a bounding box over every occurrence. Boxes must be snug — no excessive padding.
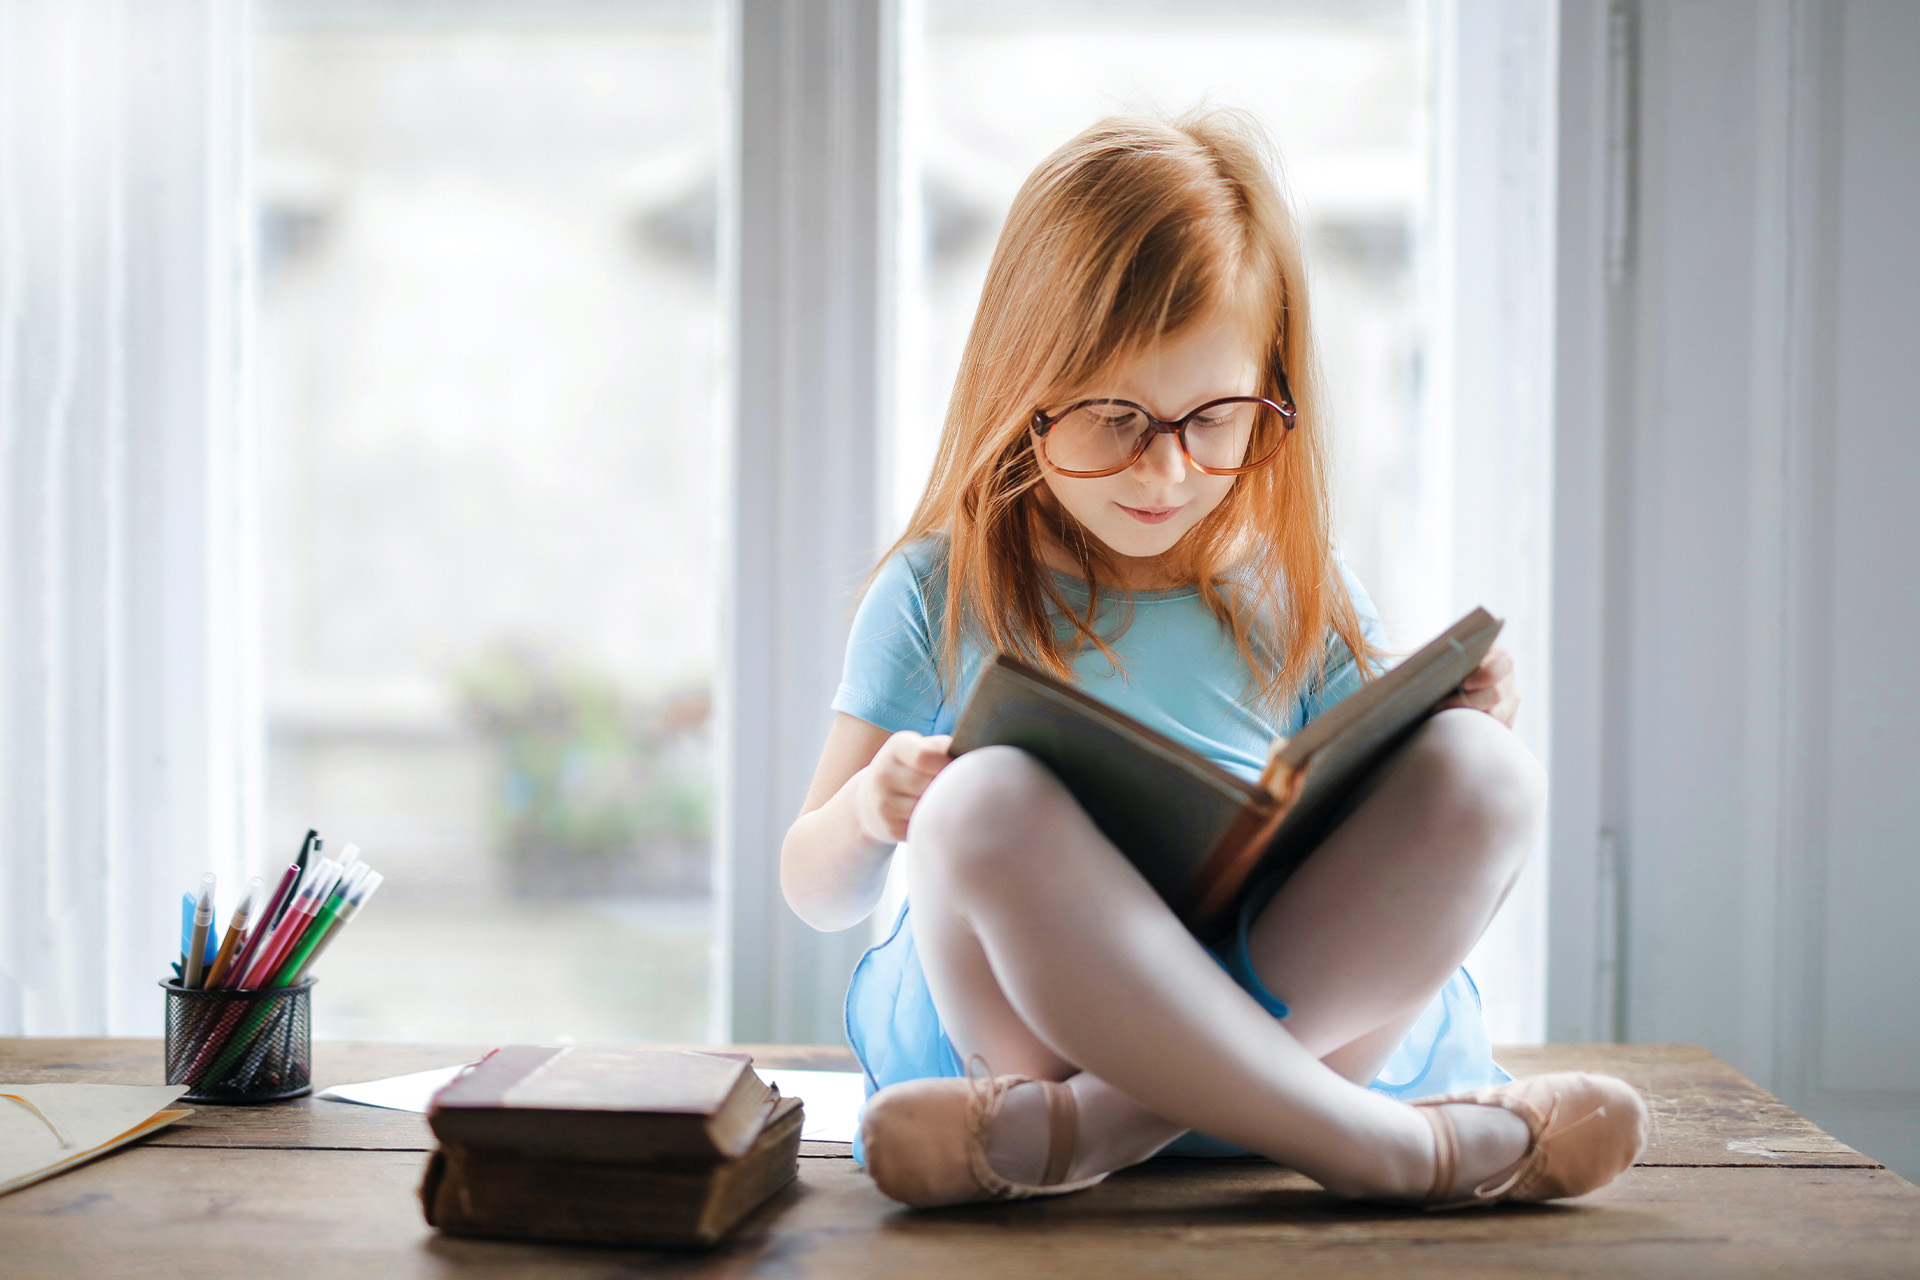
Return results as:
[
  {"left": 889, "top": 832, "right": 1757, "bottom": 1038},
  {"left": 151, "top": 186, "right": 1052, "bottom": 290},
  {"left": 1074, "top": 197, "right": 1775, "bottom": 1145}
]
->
[
  {"left": 421, "top": 1095, "right": 804, "bottom": 1249},
  {"left": 429, "top": 1045, "right": 776, "bottom": 1166},
  {"left": 950, "top": 607, "right": 1502, "bottom": 941}
]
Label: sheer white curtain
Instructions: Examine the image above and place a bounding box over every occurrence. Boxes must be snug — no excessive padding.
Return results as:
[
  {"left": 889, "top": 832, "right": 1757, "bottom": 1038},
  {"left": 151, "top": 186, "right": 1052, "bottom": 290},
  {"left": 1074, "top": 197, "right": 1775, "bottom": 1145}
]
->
[{"left": 0, "top": 0, "right": 255, "bottom": 1035}]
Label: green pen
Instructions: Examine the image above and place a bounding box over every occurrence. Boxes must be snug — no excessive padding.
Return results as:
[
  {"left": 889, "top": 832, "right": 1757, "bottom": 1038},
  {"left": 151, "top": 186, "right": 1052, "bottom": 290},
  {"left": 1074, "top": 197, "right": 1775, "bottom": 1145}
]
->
[
  {"left": 271, "top": 867, "right": 357, "bottom": 987},
  {"left": 287, "top": 870, "right": 382, "bottom": 986}
]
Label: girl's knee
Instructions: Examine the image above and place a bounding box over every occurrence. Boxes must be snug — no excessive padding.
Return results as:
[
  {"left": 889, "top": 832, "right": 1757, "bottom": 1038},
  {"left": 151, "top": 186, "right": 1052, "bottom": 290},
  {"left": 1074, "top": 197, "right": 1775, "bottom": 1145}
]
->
[
  {"left": 909, "top": 745, "right": 1064, "bottom": 881},
  {"left": 1403, "top": 709, "right": 1546, "bottom": 866}
]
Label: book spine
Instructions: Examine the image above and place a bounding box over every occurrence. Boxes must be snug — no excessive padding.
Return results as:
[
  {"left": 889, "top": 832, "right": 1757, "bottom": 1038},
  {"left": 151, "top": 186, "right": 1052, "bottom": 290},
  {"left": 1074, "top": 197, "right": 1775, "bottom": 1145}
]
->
[{"left": 1183, "top": 795, "right": 1289, "bottom": 939}]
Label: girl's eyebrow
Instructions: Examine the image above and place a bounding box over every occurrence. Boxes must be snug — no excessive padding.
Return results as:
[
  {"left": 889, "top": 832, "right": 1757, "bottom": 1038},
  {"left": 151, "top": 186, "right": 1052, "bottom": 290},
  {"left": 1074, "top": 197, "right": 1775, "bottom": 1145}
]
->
[{"left": 1072, "top": 393, "right": 1253, "bottom": 417}]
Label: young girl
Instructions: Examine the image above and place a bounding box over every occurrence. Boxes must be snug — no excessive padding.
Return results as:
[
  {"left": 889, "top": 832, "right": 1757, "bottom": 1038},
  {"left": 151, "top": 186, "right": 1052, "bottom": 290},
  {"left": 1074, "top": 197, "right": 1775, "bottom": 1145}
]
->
[{"left": 782, "top": 111, "right": 1645, "bottom": 1209}]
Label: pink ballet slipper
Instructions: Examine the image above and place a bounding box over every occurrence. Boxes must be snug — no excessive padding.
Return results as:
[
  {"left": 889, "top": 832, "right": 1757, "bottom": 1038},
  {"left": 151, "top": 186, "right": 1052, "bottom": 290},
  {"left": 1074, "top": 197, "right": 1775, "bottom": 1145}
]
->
[
  {"left": 860, "top": 1057, "right": 1110, "bottom": 1208},
  {"left": 1414, "top": 1071, "right": 1650, "bottom": 1209}
]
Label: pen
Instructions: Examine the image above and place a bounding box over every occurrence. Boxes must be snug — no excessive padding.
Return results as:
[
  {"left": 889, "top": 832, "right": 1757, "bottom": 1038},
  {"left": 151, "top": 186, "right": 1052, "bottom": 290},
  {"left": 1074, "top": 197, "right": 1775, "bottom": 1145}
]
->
[
  {"left": 184, "top": 873, "right": 216, "bottom": 988},
  {"left": 284, "top": 870, "right": 381, "bottom": 986},
  {"left": 204, "top": 876, "right": 263, "bottom": 990},
  {"left": 191, "top": 859, "right": 346, "bottom": 1084},
  {"left": 178, "top": 894, "right": 194, "bottom": 978},
  {"left": 272, "top": 876, "right": 352, "bottom": 987},
  {"left": 267, "top": 830, "right": 319, "bottom": 932},
  {"left": 228, "top": 862, "right": 301, "bottom": 986},
  {"left": 239, "top": 859, "right": 340, "bottom": 989}
]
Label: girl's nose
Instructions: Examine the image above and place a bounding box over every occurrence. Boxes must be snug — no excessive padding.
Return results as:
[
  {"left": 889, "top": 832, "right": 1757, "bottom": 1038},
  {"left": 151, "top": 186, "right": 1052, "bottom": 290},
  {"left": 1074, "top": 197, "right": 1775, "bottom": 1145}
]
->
[{"left": 1130, "top": 429, "right": 1188, "bottom": 484}]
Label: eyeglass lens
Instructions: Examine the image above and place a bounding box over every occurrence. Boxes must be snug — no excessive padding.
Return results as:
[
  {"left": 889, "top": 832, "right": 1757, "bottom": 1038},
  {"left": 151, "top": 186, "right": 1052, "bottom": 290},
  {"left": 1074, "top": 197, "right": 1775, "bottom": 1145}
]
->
[{"left": 1046, "top": 400, "right": 1279, "bottom": 474}]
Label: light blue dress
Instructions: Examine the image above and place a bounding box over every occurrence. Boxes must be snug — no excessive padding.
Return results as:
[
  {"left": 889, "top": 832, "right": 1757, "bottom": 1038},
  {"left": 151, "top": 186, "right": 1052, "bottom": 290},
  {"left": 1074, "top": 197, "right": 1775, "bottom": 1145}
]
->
[{"left": 833, "top": 541, "right": 1508, "bottom": 1159}]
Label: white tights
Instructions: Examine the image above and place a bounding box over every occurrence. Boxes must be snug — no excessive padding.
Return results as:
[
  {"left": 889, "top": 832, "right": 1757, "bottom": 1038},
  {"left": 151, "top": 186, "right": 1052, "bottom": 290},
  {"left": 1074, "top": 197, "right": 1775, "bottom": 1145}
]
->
[{"left": 902, "top": 708, "right": 1546, "bottom": 1200}]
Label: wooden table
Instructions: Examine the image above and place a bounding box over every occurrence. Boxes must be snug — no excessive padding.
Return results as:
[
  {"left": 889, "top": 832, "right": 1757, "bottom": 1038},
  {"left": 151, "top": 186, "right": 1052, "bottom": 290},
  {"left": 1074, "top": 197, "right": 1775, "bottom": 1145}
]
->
[{"left": 3, "top": 1039, "right": 1916, "bottom": 1278}]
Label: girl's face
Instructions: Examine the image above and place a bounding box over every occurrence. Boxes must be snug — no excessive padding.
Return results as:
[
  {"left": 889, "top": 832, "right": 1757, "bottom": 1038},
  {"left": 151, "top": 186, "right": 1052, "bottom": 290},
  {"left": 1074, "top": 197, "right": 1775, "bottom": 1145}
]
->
[{"left": 1033, "top": 314, "right": 1263, "bottom": 575}]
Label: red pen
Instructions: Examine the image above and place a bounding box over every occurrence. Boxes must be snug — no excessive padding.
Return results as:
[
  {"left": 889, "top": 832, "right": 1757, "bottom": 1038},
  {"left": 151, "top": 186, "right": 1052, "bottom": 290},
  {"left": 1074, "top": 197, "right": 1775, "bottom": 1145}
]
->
[
  {"left": 238, "top": 861, "right": 339, "bottom": 988},
  {"left": 223, "top": 862, "right": 301, "bottom": 988}
]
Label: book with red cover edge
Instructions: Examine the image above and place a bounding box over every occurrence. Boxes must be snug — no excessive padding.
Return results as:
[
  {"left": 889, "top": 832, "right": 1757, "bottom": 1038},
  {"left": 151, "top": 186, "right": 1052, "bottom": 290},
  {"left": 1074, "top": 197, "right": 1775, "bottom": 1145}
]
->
[{"left": 428, "top": 1045, "right": 777, "bottom": 1167}]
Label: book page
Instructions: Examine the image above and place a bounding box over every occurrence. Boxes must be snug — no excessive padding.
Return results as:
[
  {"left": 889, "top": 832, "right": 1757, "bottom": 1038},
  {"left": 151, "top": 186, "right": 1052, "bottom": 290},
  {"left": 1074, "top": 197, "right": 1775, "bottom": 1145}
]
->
[{"left": 0, "top": 1083, "right": 191, "bottom": 1196}]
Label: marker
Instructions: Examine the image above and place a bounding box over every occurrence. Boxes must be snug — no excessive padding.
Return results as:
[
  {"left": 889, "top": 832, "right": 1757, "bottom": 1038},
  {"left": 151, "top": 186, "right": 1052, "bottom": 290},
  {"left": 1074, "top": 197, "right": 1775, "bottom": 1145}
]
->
[
  {"left": 183, "top": 874, "right": 216, "bottom": 989},
  {"left": 235, "top": 864, "right": 319, "bottom": 989},
  {"left": 287, "top": 871, "right": 381, "bottom": 986},
  {"left": 229, "top": 862, "right": 300, "bottom": 985},
  {"left": 204, "top": 876, "right": 263, "bottom": 990},
  {"left": 268, "top": 830, "right": 319, "bottom": 932},
  {"left": 273, "top": 873, "right": 354, "bottom": 986},
  {"left": 178, "top": 894, "right": 194, "bottom": 978},
  {"left": 239, "top": 859, "right": 339, "bottom": 989}
]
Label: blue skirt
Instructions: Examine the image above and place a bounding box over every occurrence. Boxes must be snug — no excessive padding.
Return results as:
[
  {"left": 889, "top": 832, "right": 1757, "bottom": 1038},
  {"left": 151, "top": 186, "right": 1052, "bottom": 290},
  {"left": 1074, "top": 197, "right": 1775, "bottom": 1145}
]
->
[{"left": 844, "top": 890, "right": 1511, "bottom": 1162}]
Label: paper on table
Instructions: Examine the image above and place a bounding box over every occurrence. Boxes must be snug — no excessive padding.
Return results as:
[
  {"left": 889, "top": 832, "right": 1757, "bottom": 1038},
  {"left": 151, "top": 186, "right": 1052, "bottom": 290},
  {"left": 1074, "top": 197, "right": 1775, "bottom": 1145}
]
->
[
  {"left": 0, "top": 1083, "right": 192, "bottom": 1196},
  {"left": 316, "top": 1063, "right": 471, "bottom": 1111},
  {"left": 757, "top": 1069, "right": 865, "bottom": 1144},
  {"left": 318, "top": 1061, "right": 868, "bottom": 1144}
]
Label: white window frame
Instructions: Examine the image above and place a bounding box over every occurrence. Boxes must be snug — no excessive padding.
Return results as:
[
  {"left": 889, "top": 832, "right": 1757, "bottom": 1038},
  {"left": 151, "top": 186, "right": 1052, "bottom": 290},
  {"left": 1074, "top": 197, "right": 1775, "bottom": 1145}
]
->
[
  {"left": 718, "top": 0, "right": 901, "bottom": 1044},
  {"left": 1429, "top": 0, "right": 1560, "bottom": 1046}
]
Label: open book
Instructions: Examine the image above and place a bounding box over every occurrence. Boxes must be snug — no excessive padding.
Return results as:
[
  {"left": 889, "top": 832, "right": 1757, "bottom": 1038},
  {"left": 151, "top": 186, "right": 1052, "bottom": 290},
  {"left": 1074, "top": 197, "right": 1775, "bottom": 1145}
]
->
[{"left": 949, "top": 607, "right": 1503, "bottom": 941}]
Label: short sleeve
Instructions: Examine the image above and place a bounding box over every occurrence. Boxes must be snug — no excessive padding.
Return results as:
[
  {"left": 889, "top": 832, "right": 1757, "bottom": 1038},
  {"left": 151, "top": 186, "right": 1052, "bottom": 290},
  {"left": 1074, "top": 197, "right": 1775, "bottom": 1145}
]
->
[
  {"left": 1298, "top": 557, "right": 1389, "bottom": 725},
  {"left": 831, "top": 546, "right": 948, "bottom": 734}
]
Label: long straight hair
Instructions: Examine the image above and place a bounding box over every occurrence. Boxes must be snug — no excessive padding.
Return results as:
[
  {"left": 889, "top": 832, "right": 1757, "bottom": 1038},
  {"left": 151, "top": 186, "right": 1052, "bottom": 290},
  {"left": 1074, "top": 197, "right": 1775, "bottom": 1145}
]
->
[{"left": 880, "top": 109, "right": 1376, "bottom": 712}]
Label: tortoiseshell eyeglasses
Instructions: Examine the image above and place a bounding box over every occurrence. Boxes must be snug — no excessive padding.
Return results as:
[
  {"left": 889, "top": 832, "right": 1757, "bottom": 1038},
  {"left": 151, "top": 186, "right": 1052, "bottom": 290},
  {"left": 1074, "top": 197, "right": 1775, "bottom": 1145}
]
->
[{"left": 1028, "top": 376, "right": 1297, "bottom": 479}]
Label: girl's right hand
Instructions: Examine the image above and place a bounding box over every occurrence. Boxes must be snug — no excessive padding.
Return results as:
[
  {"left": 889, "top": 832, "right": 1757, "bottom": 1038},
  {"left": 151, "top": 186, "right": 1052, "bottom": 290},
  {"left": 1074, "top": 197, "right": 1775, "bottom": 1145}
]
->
[{"left": 853, "top": 731, "right": 954, "bottom": 844}]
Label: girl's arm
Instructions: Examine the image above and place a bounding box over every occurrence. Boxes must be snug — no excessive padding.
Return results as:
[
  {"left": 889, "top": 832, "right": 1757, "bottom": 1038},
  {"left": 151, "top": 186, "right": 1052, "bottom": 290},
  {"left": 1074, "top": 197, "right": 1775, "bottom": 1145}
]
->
[{"left": 781, "top": 712, "right": 953, "bottom": 932}]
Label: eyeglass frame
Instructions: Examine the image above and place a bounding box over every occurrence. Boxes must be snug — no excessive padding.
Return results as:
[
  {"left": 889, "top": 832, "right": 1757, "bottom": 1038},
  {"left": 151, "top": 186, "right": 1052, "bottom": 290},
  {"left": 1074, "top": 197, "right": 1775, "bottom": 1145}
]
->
[{"left": 1028, "top": 373, "right": 1298, "bottom": 479}]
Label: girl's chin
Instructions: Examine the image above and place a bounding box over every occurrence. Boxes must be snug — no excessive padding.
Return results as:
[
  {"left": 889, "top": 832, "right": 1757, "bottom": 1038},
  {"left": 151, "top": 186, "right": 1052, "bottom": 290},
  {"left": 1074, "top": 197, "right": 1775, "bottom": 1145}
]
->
[{"left": 1089, "top": 522, "right": 1186, "bottom": 561}]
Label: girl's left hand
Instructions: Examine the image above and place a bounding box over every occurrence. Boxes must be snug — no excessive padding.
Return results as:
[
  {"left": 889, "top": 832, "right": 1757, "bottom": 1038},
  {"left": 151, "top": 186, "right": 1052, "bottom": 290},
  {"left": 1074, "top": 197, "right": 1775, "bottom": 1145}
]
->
[{"left": 1441, "top": 645, "right": 1520, "bottom": 729}]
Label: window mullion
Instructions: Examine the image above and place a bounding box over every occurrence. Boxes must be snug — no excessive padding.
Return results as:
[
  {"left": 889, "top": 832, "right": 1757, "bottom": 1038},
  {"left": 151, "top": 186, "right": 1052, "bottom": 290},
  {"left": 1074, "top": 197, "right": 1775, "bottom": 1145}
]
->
[{"left": 719, "top": 0, "right": 899, "bottom": 1044}]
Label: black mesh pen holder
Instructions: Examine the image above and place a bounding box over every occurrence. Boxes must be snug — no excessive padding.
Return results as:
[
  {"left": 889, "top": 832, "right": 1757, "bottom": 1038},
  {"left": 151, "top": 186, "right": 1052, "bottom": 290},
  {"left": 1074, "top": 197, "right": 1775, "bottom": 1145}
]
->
[{"left": 161, "top": 979, "right": 314, "bottom": 1103}]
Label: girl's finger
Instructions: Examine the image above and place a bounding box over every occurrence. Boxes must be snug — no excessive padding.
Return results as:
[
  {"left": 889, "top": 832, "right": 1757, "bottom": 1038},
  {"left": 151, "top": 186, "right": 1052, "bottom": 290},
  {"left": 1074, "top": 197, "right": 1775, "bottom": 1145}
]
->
[
  {"left": 910, "top": 735, "right": 954, "bottom": 773},
  {"left": 1466, "top": 649, "right": 1512, "bottom": 686},
  {"left": 882, "top": 756, "right": 934, "bottom": 796}
]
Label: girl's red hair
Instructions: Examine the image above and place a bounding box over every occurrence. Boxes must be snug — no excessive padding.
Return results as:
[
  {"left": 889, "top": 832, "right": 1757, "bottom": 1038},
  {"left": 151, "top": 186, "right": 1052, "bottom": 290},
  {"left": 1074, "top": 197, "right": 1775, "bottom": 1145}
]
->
[{"left": 879, "top": 109, "right": 1377, "bottom": 711}]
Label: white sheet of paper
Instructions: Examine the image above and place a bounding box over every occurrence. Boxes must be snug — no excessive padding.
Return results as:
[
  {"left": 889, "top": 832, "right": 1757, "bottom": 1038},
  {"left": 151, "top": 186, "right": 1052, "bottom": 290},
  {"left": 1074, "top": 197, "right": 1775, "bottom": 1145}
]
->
[
  {"left": 759, "top": 1068, "right": 865, "bottom": 1144},
  {"left": 0, "top": 1083, "right": 192, "bottom": 1196},
  {"left": 317, "top": 1061, "right": 867, "bottom": 1144},
  {"left": 316, "top": 1063, "right": 471, "bottom": 1111}
]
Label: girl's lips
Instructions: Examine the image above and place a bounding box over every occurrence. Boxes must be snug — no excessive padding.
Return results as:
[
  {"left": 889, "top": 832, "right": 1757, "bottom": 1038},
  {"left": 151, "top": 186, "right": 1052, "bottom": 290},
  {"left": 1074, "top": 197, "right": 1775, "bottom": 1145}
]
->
[{"left": 1117, "top": 503, "right": 1182, "bottom": 525}]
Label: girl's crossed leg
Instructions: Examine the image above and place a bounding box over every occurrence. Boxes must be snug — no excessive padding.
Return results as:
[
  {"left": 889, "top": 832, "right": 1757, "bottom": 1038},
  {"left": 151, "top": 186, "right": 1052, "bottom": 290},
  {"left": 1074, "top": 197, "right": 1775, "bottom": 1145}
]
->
[{"left": 900, "top": 707, "right": 1545, "bottom": 1200}]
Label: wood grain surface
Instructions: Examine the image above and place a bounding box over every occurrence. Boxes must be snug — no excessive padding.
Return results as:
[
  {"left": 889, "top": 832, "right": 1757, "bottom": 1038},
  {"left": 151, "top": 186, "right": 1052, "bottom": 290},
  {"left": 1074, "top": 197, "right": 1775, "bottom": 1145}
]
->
[
  {"left": 0, "top": 1038, "right": 860, "bottom": 1154},
  {"left": 3, "top": 1038, "right": 1914, "bottom": 1280}
]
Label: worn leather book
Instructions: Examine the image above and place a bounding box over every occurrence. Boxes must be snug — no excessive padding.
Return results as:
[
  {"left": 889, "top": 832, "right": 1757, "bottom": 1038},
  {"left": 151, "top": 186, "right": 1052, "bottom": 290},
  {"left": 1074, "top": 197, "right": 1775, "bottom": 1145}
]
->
[
  {"left": 421, "top": 1095, "right": 803, "bottom": 1248},
  {"left": 428, "top": 1045, "right": 778, "bottom": 1165},
  {"left": 950, "top": 607, "right": 1503, "bottom": 942}
]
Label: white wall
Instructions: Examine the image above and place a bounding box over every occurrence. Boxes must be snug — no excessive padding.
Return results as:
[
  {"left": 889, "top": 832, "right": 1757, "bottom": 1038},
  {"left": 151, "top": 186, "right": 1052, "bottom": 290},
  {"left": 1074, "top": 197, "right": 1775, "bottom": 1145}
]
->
[{"left": 1551, "top": 0, "right": 1920, "bottom": 1178}]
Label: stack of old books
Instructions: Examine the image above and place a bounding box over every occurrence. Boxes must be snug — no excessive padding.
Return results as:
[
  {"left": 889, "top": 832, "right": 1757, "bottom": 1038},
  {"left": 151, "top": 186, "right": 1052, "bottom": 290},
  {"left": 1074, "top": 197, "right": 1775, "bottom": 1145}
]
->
[{"left": 419, "top": 1045, "right": 802, "bottom": 1248}]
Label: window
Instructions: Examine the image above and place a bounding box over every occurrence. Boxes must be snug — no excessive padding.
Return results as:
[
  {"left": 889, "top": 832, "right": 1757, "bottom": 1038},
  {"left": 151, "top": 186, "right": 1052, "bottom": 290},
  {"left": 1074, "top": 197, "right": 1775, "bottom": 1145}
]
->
[{"left": 254, "top": 1, "right": 721, "bottom": 1042}]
